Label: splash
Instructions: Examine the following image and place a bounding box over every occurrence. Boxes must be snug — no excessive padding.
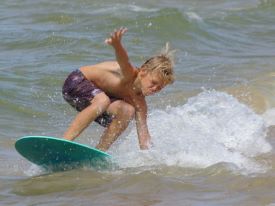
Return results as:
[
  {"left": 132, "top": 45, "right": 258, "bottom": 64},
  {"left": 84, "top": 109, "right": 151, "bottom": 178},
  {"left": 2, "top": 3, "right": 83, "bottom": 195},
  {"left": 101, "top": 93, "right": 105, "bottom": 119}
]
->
[
  {"left": 112, "top": 90, "right": 272, "bottom": 174},
  {"left": 263, "top": 108, "right": 275, "bottom": 127}
]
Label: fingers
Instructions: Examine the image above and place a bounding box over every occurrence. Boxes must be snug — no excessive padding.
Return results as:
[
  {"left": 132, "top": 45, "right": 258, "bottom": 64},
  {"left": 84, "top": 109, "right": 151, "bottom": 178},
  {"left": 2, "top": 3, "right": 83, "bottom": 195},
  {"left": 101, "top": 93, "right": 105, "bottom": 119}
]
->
[
  {"left": 104, "top": 38, "right": 111, "bottom": 45},
  {"left": 117, "top": 27, "right": 128, "bottom": 37},
  {"left": 105, "top": 27, "right": 128, "bottom": 45},
  {"left": 111, "top": 27, "right": 127, "bottom": 39}
]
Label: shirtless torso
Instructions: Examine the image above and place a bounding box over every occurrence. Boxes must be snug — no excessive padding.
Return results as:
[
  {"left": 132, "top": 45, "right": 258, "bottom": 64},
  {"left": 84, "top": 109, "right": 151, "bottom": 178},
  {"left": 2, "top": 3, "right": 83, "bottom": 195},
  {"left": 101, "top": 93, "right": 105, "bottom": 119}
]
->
[{"left": 79, "top": 61, "right": 149, "bottom": 111}]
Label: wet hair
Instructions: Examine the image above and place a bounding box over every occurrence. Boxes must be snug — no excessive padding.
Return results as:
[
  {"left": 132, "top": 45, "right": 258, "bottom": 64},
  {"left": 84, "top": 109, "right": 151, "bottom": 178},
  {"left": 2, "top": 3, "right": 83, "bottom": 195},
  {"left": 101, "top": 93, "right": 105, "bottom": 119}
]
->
[{"left": 140, "top": 43, "right": 175, "bottom": 85}]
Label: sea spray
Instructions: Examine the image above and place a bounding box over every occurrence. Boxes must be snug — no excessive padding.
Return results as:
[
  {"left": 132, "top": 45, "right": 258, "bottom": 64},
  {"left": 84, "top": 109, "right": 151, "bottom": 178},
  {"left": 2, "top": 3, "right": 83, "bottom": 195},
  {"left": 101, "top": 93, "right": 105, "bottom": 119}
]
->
[{"left": 112, "top": 90, "right": 272, "bottom": 173}]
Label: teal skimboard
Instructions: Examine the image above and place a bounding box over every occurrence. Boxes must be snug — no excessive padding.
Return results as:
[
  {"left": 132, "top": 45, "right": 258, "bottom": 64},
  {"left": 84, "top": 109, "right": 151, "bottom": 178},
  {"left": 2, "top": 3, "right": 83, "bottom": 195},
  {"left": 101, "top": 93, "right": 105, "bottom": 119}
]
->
[{"left": 15, "top": 136, "right": 111, "bottom": 171}]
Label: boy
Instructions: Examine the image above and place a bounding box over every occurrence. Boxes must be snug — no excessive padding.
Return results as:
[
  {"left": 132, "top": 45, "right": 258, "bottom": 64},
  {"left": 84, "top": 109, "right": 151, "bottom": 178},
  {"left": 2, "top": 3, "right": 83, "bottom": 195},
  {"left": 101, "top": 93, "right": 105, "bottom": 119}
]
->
[{"left": 62, "top": 28, "right": 174, "bottom": 151}]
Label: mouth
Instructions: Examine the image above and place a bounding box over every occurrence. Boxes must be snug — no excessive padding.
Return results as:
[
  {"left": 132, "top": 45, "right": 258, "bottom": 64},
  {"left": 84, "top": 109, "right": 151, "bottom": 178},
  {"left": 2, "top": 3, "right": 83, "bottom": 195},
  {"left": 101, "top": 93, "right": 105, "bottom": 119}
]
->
[{"left": 146, "top": 90, "right": 155, "bottom": 96}]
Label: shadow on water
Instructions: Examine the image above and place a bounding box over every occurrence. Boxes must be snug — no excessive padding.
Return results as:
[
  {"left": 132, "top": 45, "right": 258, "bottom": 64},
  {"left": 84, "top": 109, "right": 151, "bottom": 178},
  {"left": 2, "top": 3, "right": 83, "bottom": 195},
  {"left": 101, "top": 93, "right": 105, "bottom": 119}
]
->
[{"left": 12, "top": 168, "right": 114, "bottom": 196}]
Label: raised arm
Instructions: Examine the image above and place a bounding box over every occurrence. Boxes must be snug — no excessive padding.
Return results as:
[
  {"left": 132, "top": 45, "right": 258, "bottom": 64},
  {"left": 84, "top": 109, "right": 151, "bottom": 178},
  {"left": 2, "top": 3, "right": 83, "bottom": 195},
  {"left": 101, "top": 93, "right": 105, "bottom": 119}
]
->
[{"left": 105, "top": 27, "right": 135, "bottom": 79}]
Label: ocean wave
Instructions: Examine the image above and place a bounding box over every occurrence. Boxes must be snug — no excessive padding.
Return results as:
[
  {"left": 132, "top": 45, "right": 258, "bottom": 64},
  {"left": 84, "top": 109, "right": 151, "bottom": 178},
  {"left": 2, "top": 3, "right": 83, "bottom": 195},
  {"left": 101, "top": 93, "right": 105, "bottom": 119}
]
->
[
  {"left": 91, "top": 4, "right": 159, "bottom": 15},
  {"left": 32, "top": 13, "right": 75, "bottom": 25},
  {"left": 3, "top": 34, "right": 91, "bottom": 51},
  {"left": 112, "top": 90, "right": 272, "bottom": 174},
  {"left": 223, "top": 72, "right": 275, "bottom": 113}
]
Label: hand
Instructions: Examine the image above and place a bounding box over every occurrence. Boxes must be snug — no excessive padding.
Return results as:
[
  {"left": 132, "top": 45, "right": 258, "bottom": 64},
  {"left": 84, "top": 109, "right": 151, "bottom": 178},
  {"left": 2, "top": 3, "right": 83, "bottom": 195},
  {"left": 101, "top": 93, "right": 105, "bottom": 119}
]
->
[
  {"left": 139, "top": 138, "right": 153, "bottom": 150},
  {"left": 140, "top": 141, "right": 154, "bottom": 150},
  {"left": 105, "top": 27, "right": 128, "bottom": 47},
  {"left": 140, "top": 144, "right": 149, "bottom": 150}
]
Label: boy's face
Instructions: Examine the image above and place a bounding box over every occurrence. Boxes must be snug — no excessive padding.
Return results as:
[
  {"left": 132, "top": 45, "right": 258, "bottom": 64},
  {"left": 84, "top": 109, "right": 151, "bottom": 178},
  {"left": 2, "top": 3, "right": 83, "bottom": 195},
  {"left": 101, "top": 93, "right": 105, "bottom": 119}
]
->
[{"left": 140, "top": 70, "right": 165, "bottom": 96}]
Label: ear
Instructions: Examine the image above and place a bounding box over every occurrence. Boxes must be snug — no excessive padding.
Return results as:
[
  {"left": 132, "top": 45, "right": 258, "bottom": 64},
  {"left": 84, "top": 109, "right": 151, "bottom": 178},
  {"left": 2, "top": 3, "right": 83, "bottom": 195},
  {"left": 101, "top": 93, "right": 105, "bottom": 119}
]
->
[{"left": 139, "top": 68, "right": 148, "bottom": 77}]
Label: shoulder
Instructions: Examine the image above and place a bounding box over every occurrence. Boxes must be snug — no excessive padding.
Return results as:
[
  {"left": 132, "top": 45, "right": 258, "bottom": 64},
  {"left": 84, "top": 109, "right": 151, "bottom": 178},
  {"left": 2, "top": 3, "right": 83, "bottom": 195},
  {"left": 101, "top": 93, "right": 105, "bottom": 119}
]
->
[{"left": 93, "top": 61, "right": 120, "bottom": 69}]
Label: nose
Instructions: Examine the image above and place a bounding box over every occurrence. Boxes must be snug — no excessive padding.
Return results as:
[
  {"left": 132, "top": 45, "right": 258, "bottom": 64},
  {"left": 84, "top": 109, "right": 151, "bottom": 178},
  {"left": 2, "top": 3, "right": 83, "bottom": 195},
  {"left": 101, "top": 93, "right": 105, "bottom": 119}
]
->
[{"left": 152, "top": 85, "right": 161, "bottom": 93}]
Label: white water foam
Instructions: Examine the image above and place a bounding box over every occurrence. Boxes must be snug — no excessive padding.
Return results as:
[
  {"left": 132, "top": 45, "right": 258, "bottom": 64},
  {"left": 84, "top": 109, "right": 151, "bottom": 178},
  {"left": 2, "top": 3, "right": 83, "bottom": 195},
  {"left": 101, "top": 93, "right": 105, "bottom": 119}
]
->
[
  {"left": 262, "top": 108, "right": 275, "bottom": 127},
  {"left": 111, "top": 90, "right": 272, "bottom": 174},
  {"left": 91, "top": 5, "right": 159, "bottom": 15},
  {"left": 24, "top": 164, "right": 48, "bottom": 176},
  {"left": 185, "top": 11, "right": 203, "bottom": 22}
]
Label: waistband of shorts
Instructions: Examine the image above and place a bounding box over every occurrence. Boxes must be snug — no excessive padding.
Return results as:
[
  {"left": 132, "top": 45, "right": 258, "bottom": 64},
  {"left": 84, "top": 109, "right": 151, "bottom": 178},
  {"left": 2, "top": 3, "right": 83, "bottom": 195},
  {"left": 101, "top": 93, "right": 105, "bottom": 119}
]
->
[{"left": 72, "top": 68, "right": 86, "bottom": 78}]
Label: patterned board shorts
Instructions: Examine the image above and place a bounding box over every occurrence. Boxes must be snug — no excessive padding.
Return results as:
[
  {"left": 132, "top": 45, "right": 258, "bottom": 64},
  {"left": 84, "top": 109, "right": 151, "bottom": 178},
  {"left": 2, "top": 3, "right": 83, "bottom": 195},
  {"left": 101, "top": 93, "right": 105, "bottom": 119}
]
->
[{"left": 62, "top": 69, "right": 116, "bottom": 127}]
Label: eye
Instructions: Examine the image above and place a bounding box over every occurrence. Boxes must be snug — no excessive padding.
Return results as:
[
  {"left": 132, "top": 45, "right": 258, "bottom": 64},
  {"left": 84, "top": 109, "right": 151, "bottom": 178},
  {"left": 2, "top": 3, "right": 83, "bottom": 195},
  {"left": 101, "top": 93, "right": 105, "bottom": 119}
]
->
[{"left": 152, "top": 80, "right": 158, "bottom": 85}]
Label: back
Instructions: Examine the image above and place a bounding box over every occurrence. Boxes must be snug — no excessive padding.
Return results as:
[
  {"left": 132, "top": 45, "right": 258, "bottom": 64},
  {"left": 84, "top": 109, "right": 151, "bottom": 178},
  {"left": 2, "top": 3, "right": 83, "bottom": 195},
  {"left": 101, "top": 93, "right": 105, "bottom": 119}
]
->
[{"left": 79, "top": 61, "right": 137, "bottom": 99}]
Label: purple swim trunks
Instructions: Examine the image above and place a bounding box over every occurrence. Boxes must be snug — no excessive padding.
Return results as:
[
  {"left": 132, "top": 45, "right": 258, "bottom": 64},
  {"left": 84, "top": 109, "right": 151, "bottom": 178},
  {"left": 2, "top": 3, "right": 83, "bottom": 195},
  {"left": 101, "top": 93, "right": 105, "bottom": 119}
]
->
[{"left": 62, "top": 69, "right": 114, "bottom": 127}]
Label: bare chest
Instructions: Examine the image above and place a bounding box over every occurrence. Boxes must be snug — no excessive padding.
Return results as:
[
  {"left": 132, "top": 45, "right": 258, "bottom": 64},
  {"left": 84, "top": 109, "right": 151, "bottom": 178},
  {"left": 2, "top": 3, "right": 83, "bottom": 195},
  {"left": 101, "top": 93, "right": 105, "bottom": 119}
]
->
[{"left": 108, "top": 81, "right": 136, "bottom": 101}]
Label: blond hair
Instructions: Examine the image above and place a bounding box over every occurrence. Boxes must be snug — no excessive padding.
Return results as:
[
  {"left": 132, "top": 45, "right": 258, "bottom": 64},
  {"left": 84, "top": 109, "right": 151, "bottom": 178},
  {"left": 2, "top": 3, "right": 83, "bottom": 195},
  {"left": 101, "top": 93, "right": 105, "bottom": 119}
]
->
[{"left": 141, "top": 43, "right": 175, "bottom": 85}]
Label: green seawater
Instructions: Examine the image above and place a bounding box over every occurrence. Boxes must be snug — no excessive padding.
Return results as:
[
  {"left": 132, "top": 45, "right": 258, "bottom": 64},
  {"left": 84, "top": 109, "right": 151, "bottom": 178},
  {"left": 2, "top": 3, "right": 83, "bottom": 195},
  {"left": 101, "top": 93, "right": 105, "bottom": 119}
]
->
[{"left": 1, "top": 0, "right": 275, "bottom": 205}]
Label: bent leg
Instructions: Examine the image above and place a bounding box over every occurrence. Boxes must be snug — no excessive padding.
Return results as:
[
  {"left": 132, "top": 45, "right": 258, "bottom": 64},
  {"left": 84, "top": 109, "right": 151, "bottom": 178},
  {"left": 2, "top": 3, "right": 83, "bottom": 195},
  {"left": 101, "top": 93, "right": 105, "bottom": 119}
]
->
[
  {"left": 63, "top": 93, "right": 110, "bottom": 141},
  {"left": 96, "top": 100, "right": 135, "bottom": 151}
]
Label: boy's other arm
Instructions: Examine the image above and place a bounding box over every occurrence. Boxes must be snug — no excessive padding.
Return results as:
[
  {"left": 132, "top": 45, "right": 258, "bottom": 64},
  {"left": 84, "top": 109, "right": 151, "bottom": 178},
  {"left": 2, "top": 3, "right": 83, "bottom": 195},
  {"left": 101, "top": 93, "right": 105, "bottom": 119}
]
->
[
  {"left": 105, "top": 28, "right": 135, "bottom": 79},
  {"left": 134, "top": 97, "right": 151, "bottom": 150}
]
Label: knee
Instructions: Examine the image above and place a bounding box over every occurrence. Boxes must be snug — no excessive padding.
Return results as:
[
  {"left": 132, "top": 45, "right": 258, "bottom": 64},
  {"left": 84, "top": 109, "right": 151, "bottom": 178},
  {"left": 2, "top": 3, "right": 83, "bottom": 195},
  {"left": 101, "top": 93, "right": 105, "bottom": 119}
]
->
[
  {"left": 119, "top": 102, "right": 135, "bottom": 120},
  {"left": 92, "top": 93, "right": 111, "bottom": 110}
]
